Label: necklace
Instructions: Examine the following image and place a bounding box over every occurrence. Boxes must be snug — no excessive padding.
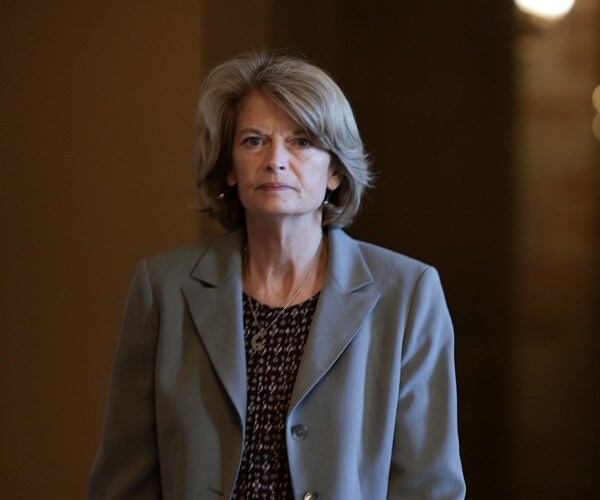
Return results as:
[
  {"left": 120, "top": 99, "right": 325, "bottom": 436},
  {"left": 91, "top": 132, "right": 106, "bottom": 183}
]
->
[{"left": 244, "top": 247, "right": 319, "bottom": 352}]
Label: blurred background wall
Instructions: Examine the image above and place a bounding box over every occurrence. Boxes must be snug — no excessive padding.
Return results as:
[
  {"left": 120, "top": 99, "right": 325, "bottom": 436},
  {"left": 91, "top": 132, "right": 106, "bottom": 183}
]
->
[
  {"left": 1, "top": 2, "right": 203, "bottom": 497},
  {"left": 1, "top": 1, "right": 598, "bottom": 498}
]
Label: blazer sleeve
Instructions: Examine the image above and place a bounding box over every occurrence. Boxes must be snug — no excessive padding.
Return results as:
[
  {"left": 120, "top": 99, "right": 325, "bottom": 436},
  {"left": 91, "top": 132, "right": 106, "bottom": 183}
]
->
[
  {"left": 388, "top": 267, "right": 466, "bottom": 499},
  {"left": 89, "top": 260, "right": 162, "bottom": 499}
]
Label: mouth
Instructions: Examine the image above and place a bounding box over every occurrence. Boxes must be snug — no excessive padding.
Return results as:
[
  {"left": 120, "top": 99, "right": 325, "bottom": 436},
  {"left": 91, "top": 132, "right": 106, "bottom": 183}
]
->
[{"left": 257, "top": 182, "right": 293, "bottom": 191}]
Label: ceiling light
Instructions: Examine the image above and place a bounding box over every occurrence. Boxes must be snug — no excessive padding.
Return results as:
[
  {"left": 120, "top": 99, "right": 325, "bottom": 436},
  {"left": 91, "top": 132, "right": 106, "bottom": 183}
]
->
[{"left": 514, "top": 0, "right": 576, "bottom": 21}]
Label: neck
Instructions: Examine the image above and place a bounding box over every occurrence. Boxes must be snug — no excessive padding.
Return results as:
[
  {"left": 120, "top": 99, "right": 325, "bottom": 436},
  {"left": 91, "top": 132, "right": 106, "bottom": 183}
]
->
[{"left": 243, "top": 216, "right": 327, "bottom": 307}]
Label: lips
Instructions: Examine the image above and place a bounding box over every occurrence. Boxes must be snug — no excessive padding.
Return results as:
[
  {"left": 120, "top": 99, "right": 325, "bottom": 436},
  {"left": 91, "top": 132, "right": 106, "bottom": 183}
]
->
[{"left": 257, "top": 182, "right": 293, "bottom": 191}]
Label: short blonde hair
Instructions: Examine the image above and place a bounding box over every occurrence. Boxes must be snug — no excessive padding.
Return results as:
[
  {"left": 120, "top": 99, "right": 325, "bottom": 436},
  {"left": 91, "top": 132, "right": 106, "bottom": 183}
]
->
[{"left": 196, "top": 51, "right": 372, "bottom": 229}]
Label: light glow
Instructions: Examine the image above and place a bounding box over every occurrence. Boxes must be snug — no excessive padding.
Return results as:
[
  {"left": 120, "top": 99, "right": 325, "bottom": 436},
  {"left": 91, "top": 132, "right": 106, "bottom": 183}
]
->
[
  {"left": 514, "top": 0, "right": 576, "bottom": 20},
  {"left": 593, "top": 86, "right": 600, "bottom": 113},
  {"left": 593, "top": 115, "right": 600, "bottom": 142}
]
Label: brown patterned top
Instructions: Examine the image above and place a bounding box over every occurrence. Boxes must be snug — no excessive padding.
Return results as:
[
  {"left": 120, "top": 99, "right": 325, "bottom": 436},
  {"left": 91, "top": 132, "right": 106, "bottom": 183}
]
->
[{"left": 232, "top": 292, "right": 319, "bottom": 499}]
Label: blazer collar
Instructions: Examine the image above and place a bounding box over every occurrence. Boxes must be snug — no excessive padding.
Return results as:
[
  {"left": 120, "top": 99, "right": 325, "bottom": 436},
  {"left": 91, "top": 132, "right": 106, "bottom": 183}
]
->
[
  {"left": 326, "top": 228, "right": 375, "bottom": 293},
  {"left": 182, "top": 227, "right": 380, "bottom": 420},
  {"left": 188, "top": 227, "right": 374, "bottom": 291},
  {"left": 288, "top": 229, "right": 380, "bottom": 410},
  {"left": 182, "top": 227, "right": 247, "bottom": 423},
  {"left": 189, "top": 227, "right": 245, "bottom": 286}
]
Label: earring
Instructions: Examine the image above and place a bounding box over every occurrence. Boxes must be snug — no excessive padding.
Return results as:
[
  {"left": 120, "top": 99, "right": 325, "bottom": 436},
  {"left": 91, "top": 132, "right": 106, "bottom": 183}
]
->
[
  {"left": 322, "top": 189, "right": 334, "bottom": 206},
  {"left": 217, "top": 185, "right": 235, "bottom": 200}
]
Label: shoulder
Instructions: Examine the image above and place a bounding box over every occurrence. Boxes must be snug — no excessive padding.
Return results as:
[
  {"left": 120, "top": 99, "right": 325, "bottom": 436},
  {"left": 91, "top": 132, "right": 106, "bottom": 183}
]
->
[
  {"left": 327, "top": 229, "right": 448, "bottom": 310},
  {"left": 358, "top": 238, "right": 444, "bottom": 297},
  {"left": 356, "top": 239, "right": 429, "bottom": 276},
  {"left": 330, "top": 229, "right": 435, "bottom": 286},
  {"left": 145, "top": 240, "right": 208, "bottom": 271},
  {"left": 141, "top": 228, "right": 243, "bottom": 285}
]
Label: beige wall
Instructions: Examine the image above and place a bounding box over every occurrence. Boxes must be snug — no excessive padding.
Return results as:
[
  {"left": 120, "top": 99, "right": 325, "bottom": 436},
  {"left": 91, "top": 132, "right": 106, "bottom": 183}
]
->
[{"left": 1, "top": 2, "right": 202, "bottom": 497}]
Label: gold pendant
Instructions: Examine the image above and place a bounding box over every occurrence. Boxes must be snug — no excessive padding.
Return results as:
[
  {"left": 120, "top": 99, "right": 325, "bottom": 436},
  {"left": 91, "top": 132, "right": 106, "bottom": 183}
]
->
[{"left": 251, "top": 330, "right": 267, "bottom": 351}]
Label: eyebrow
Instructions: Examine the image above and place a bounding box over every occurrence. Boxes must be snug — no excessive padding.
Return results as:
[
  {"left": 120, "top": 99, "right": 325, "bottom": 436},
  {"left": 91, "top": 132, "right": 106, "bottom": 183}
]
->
[
  {"left": 236, "top": 127, "right": 308, "bottom": 136},
  {"left": 236, "top": 127, "right": 263, "bottom": 136}
]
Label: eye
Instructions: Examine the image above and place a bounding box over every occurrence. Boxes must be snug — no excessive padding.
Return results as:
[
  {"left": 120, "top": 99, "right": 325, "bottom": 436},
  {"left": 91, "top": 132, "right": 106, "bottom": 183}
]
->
[
  {"left": 293, "top": 137, "right": 313, "bottom": 148},
  {"left": 242, "top": 136, "right": 262, "bottom": 146}
]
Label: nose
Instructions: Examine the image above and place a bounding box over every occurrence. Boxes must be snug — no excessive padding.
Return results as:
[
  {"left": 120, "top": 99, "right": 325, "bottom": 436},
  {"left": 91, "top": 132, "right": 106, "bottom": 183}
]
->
[{"left": 265, "top": 140, "right": 288, "bottom": 171}]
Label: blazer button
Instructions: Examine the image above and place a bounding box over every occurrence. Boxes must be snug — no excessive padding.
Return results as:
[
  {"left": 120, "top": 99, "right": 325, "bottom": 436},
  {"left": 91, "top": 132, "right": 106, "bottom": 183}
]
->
[
  {"left": 303, "top": 492, "right": 319, "bottom": 500},
  {"left": 291, "top": 424, "right": 308, "bottom": 440}
]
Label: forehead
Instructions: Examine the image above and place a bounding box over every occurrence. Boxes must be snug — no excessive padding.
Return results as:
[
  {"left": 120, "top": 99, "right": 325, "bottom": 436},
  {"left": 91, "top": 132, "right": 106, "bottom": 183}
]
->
[{"left": 236, "top": 90, "right": 301, "bottom": 131}]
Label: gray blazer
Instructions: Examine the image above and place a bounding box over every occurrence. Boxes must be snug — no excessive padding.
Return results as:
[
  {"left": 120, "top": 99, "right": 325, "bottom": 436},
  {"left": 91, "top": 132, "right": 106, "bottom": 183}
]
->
[{"left": 90, "top": 228, "right": 465, "bottom": 499}]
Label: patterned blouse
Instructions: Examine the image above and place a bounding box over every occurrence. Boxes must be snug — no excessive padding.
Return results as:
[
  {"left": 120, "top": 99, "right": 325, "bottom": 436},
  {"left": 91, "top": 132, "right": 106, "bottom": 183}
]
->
[{"left": 232, "top": 293, "right": 319, "bottom": 499}]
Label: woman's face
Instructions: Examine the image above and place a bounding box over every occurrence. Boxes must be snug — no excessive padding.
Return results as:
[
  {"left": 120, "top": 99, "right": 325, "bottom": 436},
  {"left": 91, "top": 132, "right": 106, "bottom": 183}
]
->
[{"left": 228, "top": 91, "right": 340, "bottom": 225}]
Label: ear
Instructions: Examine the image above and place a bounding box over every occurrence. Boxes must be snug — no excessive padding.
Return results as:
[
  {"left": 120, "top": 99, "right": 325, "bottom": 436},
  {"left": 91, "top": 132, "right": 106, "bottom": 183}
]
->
[
  {"left": 226, "top": 169, "right": 237, "bottom": 187},
  {"left": 327, "top": 169, "right": 341, "bottom": 191}
]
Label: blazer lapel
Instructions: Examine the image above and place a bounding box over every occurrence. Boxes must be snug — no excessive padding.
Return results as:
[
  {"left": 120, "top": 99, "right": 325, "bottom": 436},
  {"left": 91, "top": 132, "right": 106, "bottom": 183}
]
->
[
  {"left": 181, "top": 228, "right": 380, "bottom": 419},
  {"left": 289, "top": 229, "right": 381, "bottom": 411},
  {"left": 181, "top": 229, "right": 247, "bottom": 423}
]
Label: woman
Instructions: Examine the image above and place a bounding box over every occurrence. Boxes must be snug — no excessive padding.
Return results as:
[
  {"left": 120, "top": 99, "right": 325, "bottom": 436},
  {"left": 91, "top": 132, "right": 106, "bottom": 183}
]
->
[{"left": 90, "top": 51, "right": 466, "bottom": 499}]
